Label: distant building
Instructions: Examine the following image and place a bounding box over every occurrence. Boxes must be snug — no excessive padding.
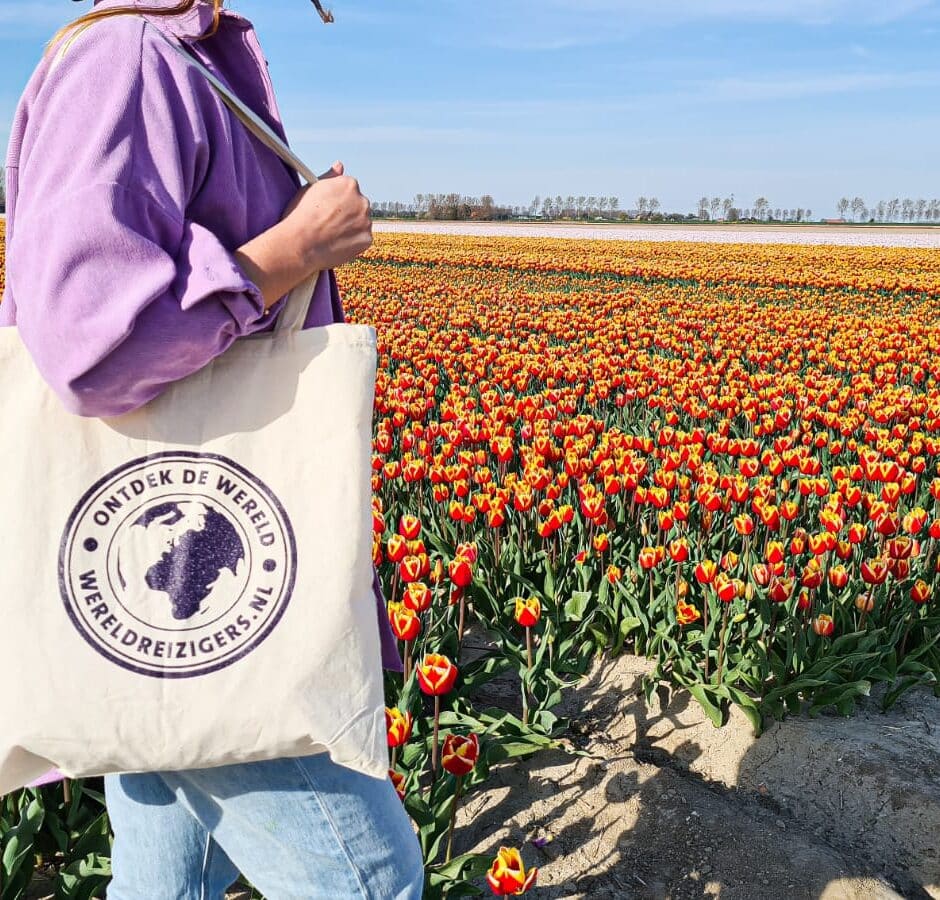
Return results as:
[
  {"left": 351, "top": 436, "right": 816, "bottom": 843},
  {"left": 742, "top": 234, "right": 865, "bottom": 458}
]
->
[{"left": 823, "top": 218, "right": 847, "bottom": 224}]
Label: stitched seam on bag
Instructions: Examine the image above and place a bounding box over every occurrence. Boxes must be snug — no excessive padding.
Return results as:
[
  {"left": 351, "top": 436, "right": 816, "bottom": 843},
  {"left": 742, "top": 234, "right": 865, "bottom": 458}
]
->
[{"left": 290, "top": 757, "right": 371, "bottom": 898}]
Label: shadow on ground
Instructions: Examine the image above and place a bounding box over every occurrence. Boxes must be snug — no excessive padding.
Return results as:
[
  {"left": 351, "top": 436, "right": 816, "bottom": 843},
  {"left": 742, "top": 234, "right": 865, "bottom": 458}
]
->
[{"left": 453, "top": 644, "right": 940, "bottom": 900}]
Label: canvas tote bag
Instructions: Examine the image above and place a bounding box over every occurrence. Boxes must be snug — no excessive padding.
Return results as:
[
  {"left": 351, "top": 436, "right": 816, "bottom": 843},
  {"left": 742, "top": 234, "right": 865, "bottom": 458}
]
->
[{"left": 0, "top": 22, "right": 388, "bottom": 796}]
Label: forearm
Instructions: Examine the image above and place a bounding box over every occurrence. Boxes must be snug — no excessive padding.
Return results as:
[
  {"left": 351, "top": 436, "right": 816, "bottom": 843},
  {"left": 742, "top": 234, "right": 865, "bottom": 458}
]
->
[{"left": 233, "top": 220, "right": 317, "bottom": 311}]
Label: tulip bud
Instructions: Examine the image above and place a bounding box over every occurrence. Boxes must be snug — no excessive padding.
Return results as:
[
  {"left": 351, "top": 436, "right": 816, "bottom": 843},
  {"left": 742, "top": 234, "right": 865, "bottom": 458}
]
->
[
  {"left": 385, "top": 707, "right": 414, "bottom": 747},
  {"left": 388, "top": 768, "right": 407, "bottom": 801},
  {"left": 812, "top": 614, "right": 835, "bottom": 637}
]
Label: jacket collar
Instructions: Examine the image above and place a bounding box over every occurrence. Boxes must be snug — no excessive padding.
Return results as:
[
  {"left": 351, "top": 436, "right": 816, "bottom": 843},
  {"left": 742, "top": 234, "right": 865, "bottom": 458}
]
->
[{"left": 90, "top": 0, "right": 250, "bottom": 41}]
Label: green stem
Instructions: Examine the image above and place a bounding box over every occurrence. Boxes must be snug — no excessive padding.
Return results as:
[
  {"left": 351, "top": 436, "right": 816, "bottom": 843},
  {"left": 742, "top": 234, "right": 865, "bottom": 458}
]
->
[
  {"left": 715, "top": 603, "right": 732, "bottom": 684},
  {"left": 431, "top": 695, "right": 441, "bottom": 773},
  {"left": 445, "top": 775, "right": 464, "bottom": 863}
]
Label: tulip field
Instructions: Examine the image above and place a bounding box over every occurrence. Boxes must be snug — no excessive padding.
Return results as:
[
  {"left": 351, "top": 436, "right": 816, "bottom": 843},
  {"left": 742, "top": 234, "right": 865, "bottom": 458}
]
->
[{"left": 2, "top": 223, "right": 940, "bottom": 897}]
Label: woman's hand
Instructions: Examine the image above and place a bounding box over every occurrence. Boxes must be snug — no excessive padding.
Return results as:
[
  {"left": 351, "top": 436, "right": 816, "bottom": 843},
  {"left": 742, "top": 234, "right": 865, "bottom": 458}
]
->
[
  {"left": 280, "top": 161, "right": 374, "bottom": 273},
  {"left": 233, "top": 160, "right": 373, "bottom": 311}
]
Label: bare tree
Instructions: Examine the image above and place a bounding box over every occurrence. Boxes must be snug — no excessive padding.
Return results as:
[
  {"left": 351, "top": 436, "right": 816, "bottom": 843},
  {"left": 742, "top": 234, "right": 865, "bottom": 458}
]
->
[
  {"left": 753, "top": 197, "right": 769, "bottom": 220},
  {"left": 710, "top": 196, "right": 721, "bottom": 220},
  {"left": 851, "top": 197, "right": 867, "bottom": 222},
  {"left": 722, "top": 194, "right": 735, "bottom": 220},
  {"left": 609, "top": 197, "right": 620, "bottom": 215},
  {"left": 887, "top": 198, "right": 900, "bottom": 222},
  {"left": 697, "top": 196, "right": 709, "bottom": 220},
  {"left": 837, "top": 197, "right": 850, "bottom": 219},
  {"left": 648, "top": 197, "right": 661, "bottom": 217},
  {"left": 636, "top": 196, "right": 649, "bottom": 218},
  {"left": 902, "top": 198, "right": 915, "bottom": 222},
  {"left": 916, "top": 198, "right": 927, "bottom": 222},
  {"left": 576, "top": 195, "right": 586, "bottom": 218}
]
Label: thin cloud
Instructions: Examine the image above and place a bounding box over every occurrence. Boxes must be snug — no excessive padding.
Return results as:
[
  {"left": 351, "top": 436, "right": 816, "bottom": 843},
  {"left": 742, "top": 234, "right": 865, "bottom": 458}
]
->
[
  {"left": 287, "top": 124, "right": 504, "bottom": 145},
  {"left": 692, "top": 70, "right": 940, "bottom": 102},
  {"left": 470, "top": 0, "right": 936, "bottom": 50}
]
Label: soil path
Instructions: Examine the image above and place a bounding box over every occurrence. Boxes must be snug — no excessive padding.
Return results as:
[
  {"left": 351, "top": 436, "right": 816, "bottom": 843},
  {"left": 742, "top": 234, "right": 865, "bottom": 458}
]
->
[
  {"left": 450, "top": 651, "right": 940, "bottom": 899},
  {"left": 25, "top": 651, "right": 939, "bottom": 899}
]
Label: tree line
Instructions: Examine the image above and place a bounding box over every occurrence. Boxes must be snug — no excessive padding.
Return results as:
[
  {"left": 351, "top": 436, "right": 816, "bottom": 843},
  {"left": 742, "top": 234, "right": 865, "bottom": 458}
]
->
[
  {"left": 836, "top": 196, "right": 940, "bottom": 223},
  {"left": 371, "top": 193, "right": 813, "bottom": 223}
]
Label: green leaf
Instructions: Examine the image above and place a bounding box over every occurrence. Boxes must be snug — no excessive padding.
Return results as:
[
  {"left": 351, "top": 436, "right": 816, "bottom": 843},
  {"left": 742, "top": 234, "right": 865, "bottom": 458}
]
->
[{"left": 564, "top": 591, "right": 592, "bottom": 622}]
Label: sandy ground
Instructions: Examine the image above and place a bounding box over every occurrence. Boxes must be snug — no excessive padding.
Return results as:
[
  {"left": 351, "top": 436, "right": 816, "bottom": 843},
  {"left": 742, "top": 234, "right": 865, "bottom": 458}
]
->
[
  {"left": 24, "top": 646, "right": 938, "bottom": 899},
  {"left": 445, "top": 648, "right": 940, "bottom": 900},
  {"left": 373, "top": 221, "right": 940, "bottom": 248}
]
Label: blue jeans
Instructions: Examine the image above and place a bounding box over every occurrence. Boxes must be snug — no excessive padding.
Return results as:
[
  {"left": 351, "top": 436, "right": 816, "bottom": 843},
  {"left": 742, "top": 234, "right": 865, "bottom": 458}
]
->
[{"left": 103, "top": 752, "right": 425, "bottom": 899}]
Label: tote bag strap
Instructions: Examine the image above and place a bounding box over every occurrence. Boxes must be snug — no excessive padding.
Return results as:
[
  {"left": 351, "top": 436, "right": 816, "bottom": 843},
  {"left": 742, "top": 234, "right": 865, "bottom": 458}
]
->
[
  {"left": 50, "top": 18, "right": 321, "bottom": 334},
  {"left": 153, "top": 28, "right": 321, "bottom": 334}
]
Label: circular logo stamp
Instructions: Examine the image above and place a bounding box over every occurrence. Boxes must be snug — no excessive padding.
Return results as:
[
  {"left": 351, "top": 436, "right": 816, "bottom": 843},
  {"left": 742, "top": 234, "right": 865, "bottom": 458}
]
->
[{"left": 59, "top": 452, "right": 296, "bottom": 678}]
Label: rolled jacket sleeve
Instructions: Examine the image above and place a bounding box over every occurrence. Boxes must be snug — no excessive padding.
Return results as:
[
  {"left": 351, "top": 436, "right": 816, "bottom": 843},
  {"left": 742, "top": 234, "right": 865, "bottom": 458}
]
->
[
  {"left": 8, "top": 17, "right": 286, "bottom": 418},
  {"left": 12, "top": 183, "right": 280, "bottom": 417}
]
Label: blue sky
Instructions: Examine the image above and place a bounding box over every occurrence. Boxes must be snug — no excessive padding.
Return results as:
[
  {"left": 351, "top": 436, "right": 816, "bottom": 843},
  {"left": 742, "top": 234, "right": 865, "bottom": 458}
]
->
[{"left": 1, "top": 0, "right": 938, "bottom": 216}]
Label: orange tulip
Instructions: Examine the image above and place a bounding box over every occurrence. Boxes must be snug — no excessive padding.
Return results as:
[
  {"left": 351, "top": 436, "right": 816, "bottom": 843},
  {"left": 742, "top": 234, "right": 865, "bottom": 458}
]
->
[
  {"left": 417, "top": 653, "right": 459, "bottom": 695},
  {"left": 398, "top": 514, "right": 422, "bottom": 540},
  {"left": 694, "top": 559, "right": 717, "bottom": 584},
  {"left": 676, "top": 599, "right": 701, "bottom": 625},
  {"left": 388, "top": 602, "right": 421, "bottom": 642},
  {"left": 514, "top": 596, "right": 542, "bottom": 627},
  {"left": 441, "top": 732, "right": 480, "bottom": 776},
  {"left": 448, "top": 557, "right": 473, "bottom": 588},
  {"left": 403, "top": 581, "right": 432, "bottom": 613},
  {"left": 860, "top": 558, "right": 889, "bottom": 585},
  {"left": 486, "top": 847, "right": 538, "bottom": 896}
]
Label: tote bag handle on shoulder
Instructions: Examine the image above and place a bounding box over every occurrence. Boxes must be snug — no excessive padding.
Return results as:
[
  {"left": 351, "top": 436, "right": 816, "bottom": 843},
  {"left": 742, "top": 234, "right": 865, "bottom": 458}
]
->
[
  {"left": 156, "top": 27, "right": 323, "bottom": 335},
  {"left": 51, "top": 17, "right": 323, "bottom": 334}
]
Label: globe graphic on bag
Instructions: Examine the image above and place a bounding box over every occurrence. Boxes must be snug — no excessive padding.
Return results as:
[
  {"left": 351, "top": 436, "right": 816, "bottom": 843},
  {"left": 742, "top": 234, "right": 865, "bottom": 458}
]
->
[{"left": 113, "top": 500, "right": 248, "bottom": 629}]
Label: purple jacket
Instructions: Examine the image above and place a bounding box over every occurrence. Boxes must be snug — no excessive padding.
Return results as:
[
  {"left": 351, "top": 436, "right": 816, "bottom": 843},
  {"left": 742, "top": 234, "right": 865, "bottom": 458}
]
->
[{"left": 2, "top": 0, "right": 402, "bottom": 787}]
